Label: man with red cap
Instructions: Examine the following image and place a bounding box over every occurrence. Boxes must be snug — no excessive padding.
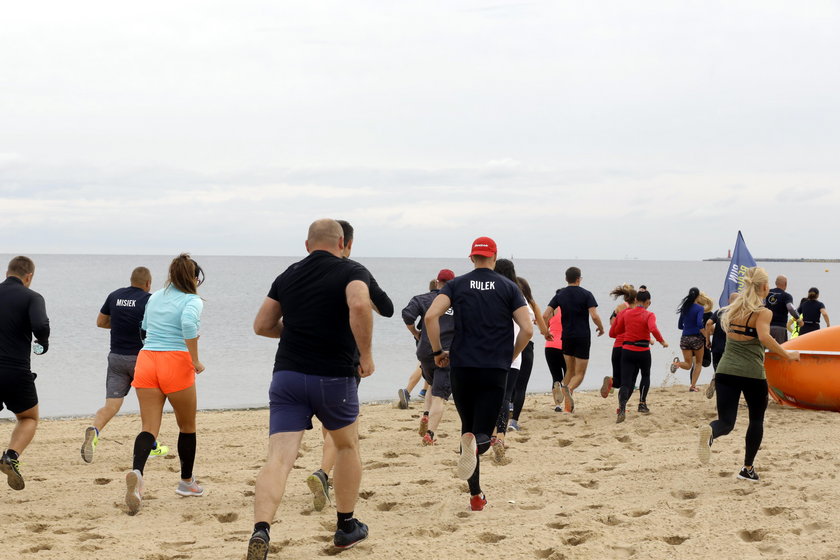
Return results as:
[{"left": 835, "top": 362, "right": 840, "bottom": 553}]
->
[
  {"left": 424, "top": 237, "right": 532, "bottom": 511},
  {"left": 401, "top": 269, "right": 456, "bottom": 445}
]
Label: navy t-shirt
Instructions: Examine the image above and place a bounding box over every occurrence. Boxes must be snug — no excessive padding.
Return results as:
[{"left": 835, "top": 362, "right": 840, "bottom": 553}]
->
[
  {"left": 766, "top": 288, "right": 794, "bottom": 327},
  {"left": 100, "top": 286, "right": 150, "bottom": 355},
  {"left": 440, "top": 268, "right": 527, "bottom": 369},
  {"left": 547, "top": 286, "right": 598, "bottom": 339},
  {"left": 798, "top": 299, "right": 826, "bottom": 324},
  {"left": 268, "top": 250, "right": 371, "bottom": 377}
]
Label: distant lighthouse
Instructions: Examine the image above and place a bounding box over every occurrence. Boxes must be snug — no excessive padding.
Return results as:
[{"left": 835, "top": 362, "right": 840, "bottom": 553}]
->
[{"left": 728, "top": 249, "right": 731, "bottom": 259}]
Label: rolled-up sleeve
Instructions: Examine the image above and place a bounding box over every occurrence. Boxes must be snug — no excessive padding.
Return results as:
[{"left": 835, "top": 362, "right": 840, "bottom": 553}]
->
[{"left": 181, "top": 298, "right": 203, "bottom": 339}]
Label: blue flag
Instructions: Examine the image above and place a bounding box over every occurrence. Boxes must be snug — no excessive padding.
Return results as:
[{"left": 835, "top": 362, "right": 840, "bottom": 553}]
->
[{"left": 719, "top": 231, "right": 757, "bottom": 307}]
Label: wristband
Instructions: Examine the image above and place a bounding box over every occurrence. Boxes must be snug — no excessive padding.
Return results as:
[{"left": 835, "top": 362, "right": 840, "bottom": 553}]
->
[{"left": 432, "top": 349, "right": 443, "bottom": 356}]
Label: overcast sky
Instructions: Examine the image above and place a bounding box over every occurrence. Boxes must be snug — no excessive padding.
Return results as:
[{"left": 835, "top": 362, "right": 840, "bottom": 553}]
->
[{"left": 2, "top": 1, "right": 838, "bottom": 259}]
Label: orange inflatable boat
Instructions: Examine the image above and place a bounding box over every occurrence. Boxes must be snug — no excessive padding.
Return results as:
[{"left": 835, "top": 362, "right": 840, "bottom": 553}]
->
[{"left": 765, "top": 325, "right": 840, "bottom": 412}]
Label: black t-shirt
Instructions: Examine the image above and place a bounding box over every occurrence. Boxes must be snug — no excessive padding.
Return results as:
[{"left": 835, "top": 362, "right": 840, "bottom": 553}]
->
[
  {"left": 766, "top": 288, "right": 794, "bottom": 327},
  {"left": 100, "top": 286, "right": 150, "bottom": 355},
  {"left": 440, "top": 268, "right": 527, "bottom": 369},
  {"left": 710, "top": 309, "right": 727, "bottom": 354},
  {"left": 268, "top": 251, "right": 371, "bottom": 377},
  {"left": 0, "top": 277, "right": 50, "bottom": 372},
  {"left": 547, "top": 285, "right": 598, "bottom": 339},
  {"left": 798, "top": 299, "right": 826, "bottom": 324}
]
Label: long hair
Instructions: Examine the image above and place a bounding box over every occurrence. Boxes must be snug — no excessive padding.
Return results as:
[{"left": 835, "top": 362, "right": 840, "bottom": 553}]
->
[
  {"left": 495, "top": 259, "right": 534, "bottom": 305},
  {"left": 610, "top": 284, "right": 636, "bottom": 304},
  {"left": 166, "top": 253, "right": 204, "bottom": 295},
  {"left": 677, "top": 287, "right": 700, "bottom": 316},
  {"left": 722, "top": 267, "right": 768, "bottom": 333},
  {"left": 696, "top": 292, "right": 713, "bottom": 313}
]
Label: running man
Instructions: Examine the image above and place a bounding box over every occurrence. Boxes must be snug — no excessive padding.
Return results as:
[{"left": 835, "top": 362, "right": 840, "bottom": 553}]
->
[
  {"left": 82, "top": 267, "right": 169, "bottom": 462},
  {"left": 424, "top": 237, "right": 532, "bottom": 511},
  {"left": 542, "top": 267, "right": 604, "bottom": 412},
  {"left": 765, "top": 275, "right": 800, "bottom": 344},
  {"left": 248, "top": 219, "right": 375, "bottom": 558},
  {"left": 0, "top": 256, "right": 50, "bottom": 490},
  {"left": 402, "top": 269, "right": 455, "bottom": 445}
]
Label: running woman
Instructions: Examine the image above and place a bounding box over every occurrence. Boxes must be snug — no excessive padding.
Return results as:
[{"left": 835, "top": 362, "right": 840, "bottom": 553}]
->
[
  {"left": 797, "top": 287, "right": 830, "bottom": 335},
  {"left": 671, "top": 287, "right": 705, "bottom": 392},
  {"left": 544, "top": 313, "right": 565, "bottom": 411},
  {"left": 698, "top": 267, "right": 800, "bottom": 481},
  {"left": 424, "top": 237, "right": 532, "bottom": 511},
  {"left": 606, "top": 284, "right": 635, "bottom": 398},
  {"left": 124, "top": 254, "right": 205, "bottom": 515},
  {"left": 610, "top": 289, "right": 668, "bottom": 422}
]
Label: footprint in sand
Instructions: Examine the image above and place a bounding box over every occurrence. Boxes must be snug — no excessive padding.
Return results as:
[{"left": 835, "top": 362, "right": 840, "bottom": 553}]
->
[
  {"left": 214, "top": 512, "right": 239, "bottom": 523},
  {"left": 26, "top": 523, "right": 49, "bottom": 533},
  {"left": 671, "top": 490, "right": 698, "bottom": 500},
  {"left": 661, "top": 536, "right": 689, "bottom": 545},
  {"left": 738, "top": 529, "right": 767, "bottom": 542},
  {"left": 359, "top": 490, "right": 375, "bottom": 499},
  {"left": 94, "top": 478, "right": 111, "bottom": 485},
  {"left": 376, "top": 502, "right": 397, "bottom": 512},
  {"left": 557, "top": 439, "right": 572, "bottom": 447},
  {"left": 564, "top": 530, "right": 595, "bottom": 546},
  {"left": 627, "top": 509, "right": 650, "bottom": 518},
  {"left": 478, "top": 533, "right": 505, "bottom": 543},
  {"left": 763, "top": 506, "right": 787, "bottom": 516},
  {"left": 576, "top": 479, "right": 599, "bottom": 489},
  {"left": 616, "top": 435, "right": 631, "bottom": 443},
  {"left": 546, "top": 521, "right": 569, "bottom": 530}
]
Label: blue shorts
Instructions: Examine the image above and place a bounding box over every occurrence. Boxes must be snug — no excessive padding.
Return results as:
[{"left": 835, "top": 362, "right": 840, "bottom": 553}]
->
[{"left": 269, "top": 370, "right": 359, "bottom": 434}]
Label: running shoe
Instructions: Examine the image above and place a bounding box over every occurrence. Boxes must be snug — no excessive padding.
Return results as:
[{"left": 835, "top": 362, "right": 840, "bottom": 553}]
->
[
  {"left": 552, "top": 381, "right": 564, "bottom": 405},
  {"left": 491, "top": 439, "right": 506, "bottom": 464},
  {"left": 397, "top": 388, "right": 410, "bottom": 409},
  {"left": 421, "top": 432, "right": 437, "bottom": 446},
  {"left": 669, "top": 357, "right": 680, "bottom": 374},
  {"left": 508, "top": 419, "right": 520, "bottom": 431},
  {"left": 705, "top": 378, "right": 716, "bottom": 399},
  {"left": 175, "top": 478, "right": 205, "bottom": 497},
  {"left": 469, "top": 493, "right": 487, "bottom": 511},
  {"left": 638, "top": 403, "right": 650, "bottom": 414},
  {"left": 554, "top": 405, "right": 563, "bottom": 413},
  {"left": 418, "top": 415, "right": 429, "bottom": 436},
  {"left": 0, "top": 452, "right": 24, "bottom": 491},
  {"left": 81, "top": 426, "right": 99, "bottom": 463},
  {"left": 306, "top": 469, "right": 330, "bottom": 511},
  {"left": 247, "top": 528, "right": 270, "bottom": 560},
  {"left": 616, "top": 408, "right": 626, "bottom": 424},
  {"left": 562, "top": 385, "right": 574, "bottom": 413},
  {"left": 736, "top": 466, "right": 760, "bottom": 482},
  {"left": 698, "top": 425, "right": 713, "bottom": 464},
  {"left": 125, "top": 469, "right": 144, "bottom": 515},
  {"left": 600, "top": 376, "right": 613, "bottom": 398},
  {"left": 456, "top": 433, "right": 478, "bottom": 480},
  {"left": 334, "top": 518, "right": 368, "bottom": 549},
  {"left": 149, "top": 442, "right": 170, "bottom": 457},
  {"left": 418, "top": 389, "right": 427, "bottom": 399}
]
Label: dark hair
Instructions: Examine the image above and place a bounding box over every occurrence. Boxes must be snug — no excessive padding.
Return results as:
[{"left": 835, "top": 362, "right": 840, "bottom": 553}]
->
[
  {"left": 638, "top": 285, "right": 648, "bottom": 291},
  {"left": 565, "top": 267, "right": 581, "bottom": 283},
  {"left": 636, "top": 290, "right": 651, "bottom": 303},
  {"left": 166, "top": 253, "right": 204, "bottom": 295},
  {"left": 6, "top": 256, "right": 35, "bottom": 277},
  {"left": 677, "top": 287, "right": 700, "bottom": 315},
  {"left": 610, "top": 284, "right": 636, "bottom": 304},
  {"left": 495, "top": 259, "right": 534, "bottom": 305},
  {"left": 336, "top": 219, "right": 354, "bottom": 243},
  {"left": 808, "top": 287, "right": 819, "bottom": 300}
]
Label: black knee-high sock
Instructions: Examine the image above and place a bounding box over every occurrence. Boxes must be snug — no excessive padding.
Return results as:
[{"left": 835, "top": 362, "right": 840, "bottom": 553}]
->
[
  {"left": 132, "top": 431, "right": 156, "bottom": 474},
  {"left": 467, "top": 458, "right": 481, "bottom": 496},
  {"left": 178, "top": 432, "right": 197, "bottom": 480}
]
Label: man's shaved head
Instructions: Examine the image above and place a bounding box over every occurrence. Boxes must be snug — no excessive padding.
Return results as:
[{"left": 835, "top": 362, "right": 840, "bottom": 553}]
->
[{"left": 308, "top": 219, "right": 343, "bottom": 244}]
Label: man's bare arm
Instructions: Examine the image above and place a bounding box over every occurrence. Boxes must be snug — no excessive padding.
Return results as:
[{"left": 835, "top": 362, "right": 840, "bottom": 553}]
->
[
  {"left": 347, "top": 280, "right": 375, "bottom": 377},
  {"left": 253, "top": 297, "right": 283, "bottom": 338}
]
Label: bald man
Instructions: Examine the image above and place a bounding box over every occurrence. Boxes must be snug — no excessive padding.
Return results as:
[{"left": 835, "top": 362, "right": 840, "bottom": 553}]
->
[{"left": 765, "top": 275, "right": 800, "bottom": 344}]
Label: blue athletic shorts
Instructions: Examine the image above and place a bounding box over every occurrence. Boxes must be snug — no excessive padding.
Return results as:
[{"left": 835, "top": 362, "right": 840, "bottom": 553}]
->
[{"left": 268, "top": 370, "right": 359, "bottom": 434}]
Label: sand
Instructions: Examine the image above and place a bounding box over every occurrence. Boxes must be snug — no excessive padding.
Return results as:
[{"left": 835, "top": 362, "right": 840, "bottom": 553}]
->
[{"left": 2, "top": 384, "right": 839, "bottom": 560}]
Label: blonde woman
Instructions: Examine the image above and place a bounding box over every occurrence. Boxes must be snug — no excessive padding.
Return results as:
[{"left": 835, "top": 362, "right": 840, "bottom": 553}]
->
[{"left": 698, "top": 267, "right": 799, "bottom": 481}]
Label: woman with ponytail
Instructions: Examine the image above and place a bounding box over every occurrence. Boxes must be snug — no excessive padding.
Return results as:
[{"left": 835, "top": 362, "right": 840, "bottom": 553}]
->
[
  {"left": 796, "top": 287, "right": 830, "bottom": 336},
  {"left": 606, "top": 284, "right": 636, "bottom": 398},
  {"left": 671, "top": 287, "right": 706, "bottom": 392},
  {"left": 698, "top": 267, "right": 800, "bottom": 481},
  {"left": 124, "top": 254, "right": 206, "bottom": 515}
]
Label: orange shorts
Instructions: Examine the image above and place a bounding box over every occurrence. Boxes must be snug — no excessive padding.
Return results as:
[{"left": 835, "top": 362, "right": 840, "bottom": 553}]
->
[{"left": 132, "top": 350, "right": 195, "bottom": 394}]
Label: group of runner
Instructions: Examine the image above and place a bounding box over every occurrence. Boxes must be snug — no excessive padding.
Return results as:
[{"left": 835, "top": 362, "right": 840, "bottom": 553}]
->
[{"left": 0, "top": 231, "right": 819, "bottom": 558}]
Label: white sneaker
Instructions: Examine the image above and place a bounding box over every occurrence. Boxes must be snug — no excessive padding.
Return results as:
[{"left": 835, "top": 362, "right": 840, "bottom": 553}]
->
[
  {"left": 456, "top": 433, "right": 478, "bottom": 480},
  {"left": 125, "top": 469, "right": 144, "bottom": 515}
]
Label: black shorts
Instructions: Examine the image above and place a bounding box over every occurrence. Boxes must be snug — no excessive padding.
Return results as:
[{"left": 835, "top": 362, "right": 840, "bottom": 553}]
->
[
  {"left": 0, "top": 369, "right": 39, "bottom": 414},
  {"left": 562, "top": 336, "right": 591, "bottom": 360},
  {"left": 419, "top": 358, "right": 452, "bottom": 400}
]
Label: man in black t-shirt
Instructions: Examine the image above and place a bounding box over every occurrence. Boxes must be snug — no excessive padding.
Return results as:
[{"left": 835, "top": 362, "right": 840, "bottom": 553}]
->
[
  {"left": 542, "top": 266, "right": 605, "bottom": 413},
  {"left": 766, "top": 275, "right": 800, "bottom": 344},
  {"left": 247, "top": 219, "right": 375, "bottom": 557},
  {"left": 81, "top": 267, "right": 158, "bottom": 464},
  {"left": 0, "top": 256, "right": 50, "bottom": 490},
  {"left": 425, "top": 236, "right": 532, "bottom": 512}
]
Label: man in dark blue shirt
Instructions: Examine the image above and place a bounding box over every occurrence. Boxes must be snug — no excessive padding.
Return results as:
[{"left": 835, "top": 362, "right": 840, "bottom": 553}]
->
[
  {"left": 81, "top": 267, "right": 160, "bottom": 464},
  {"left": 425, "top": 236, "right": 532, "bottom": 512},
  {"left": 766, "top": 275, "right": 800, "bottom": 344},
  {"left": 0, "top": 256, "right": 50, "bottom": 490}
]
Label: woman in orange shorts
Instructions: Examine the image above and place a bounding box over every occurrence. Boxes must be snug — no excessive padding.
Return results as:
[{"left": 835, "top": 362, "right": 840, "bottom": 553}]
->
[{"left": 125, "top": 254, "right": 205, "bottom": 515}]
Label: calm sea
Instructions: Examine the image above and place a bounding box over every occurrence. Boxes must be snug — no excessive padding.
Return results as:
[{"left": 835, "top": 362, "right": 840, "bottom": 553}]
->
[{"left": 2, "top": 254, "right": 837, "bottom": 419}]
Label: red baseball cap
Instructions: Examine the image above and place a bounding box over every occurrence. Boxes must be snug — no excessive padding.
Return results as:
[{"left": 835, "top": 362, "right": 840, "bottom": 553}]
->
[
  {"left": 469, "top": 236, "right": 497, "bottom": 257},
  {"left": 437, "top": 269, "right": 455, "bottom": 282}
]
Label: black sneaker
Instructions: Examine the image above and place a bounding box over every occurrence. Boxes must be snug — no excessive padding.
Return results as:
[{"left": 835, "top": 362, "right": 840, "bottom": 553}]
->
[
  {"left": 737, "top": 467, "right": 760, "bottom": 482},
  {"left": 334, "top": 518, "right": 369, "bottom": 549},
  {"left": 246, "top": 528, "right": 270, "bottom": 560},
  {"left": 638, "top": 403, "right": 650, "bottom": 414},
  {"left": 0, "top": 452, "right": 24, "bottom": 490},
  {"left": 616, "top": 408, "right": 626, "bottom": 424}
]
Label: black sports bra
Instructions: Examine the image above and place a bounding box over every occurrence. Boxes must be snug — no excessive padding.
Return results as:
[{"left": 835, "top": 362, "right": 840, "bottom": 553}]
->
[{"left": 729, "top": 311, "right": 758, "bottom": 338}]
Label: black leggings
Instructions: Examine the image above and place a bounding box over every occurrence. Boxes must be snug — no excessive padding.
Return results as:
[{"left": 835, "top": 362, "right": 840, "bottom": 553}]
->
[
  {"left": 617, "top": 349, "right": 650, "bottom": 409},
  {"left": 450, "top": 367, "right": 508, "bottom": 496},
  {"left": 496, "top": 367, "right": 519, "bottom": 434},
  {"left": 545, "top": 348, "right": 566, "bottom": 385},
  {"left": 710, "top": 373, "right": 768, "bottom": 466},
  {"left": 511, "top": 342, "right": 534, "bottom": 421},
  {"left": 611, "top": 346, "right": 622, "bottom": 389}
]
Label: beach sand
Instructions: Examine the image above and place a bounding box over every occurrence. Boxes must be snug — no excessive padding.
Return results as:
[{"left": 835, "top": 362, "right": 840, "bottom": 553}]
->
[{"left": 2, "top": 385, "right": 839, "bottom": 559}]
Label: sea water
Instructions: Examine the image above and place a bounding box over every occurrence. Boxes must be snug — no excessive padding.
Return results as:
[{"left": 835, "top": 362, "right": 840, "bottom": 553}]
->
[{"left": 1, "top": 254, "right": 836, "bottom": 419}]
